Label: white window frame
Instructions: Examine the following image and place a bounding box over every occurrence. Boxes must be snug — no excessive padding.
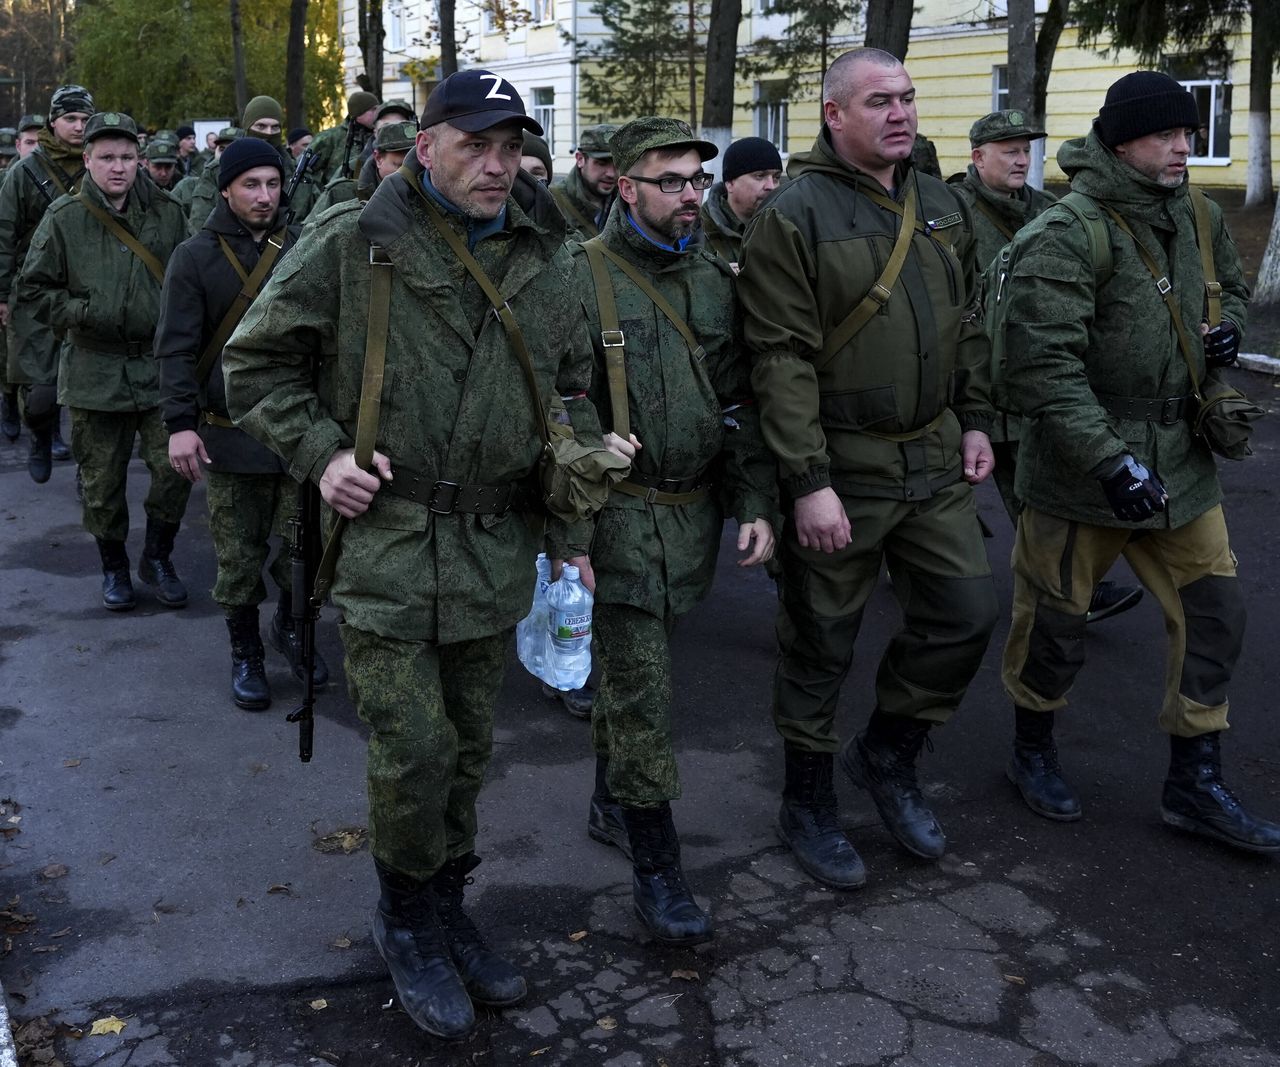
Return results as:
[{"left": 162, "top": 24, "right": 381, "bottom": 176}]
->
[
  {"left": 992, "top": 65, "right": 1009, "bottom": 112},
  {"left": 387, "top": 1, "right": 406, "bottom": 51},
  {"left": 532, "top": 87, "right": 555, "bottom": 155},
  {"left": 757, "top": 0, "right": 778, "bottom": 13},
  {"left": 1178, "top": 76, "right": 1232, "bottom": 166},
  {"left": 754, "top": 80, "right": 788, "bottom": 153},
  {"left": 530, "top": 0, "right": 554, "bottom": 24}
]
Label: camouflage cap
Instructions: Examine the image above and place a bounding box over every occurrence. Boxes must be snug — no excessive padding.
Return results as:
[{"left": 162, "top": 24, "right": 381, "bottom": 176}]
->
[
  {"left": 0, "top": 129, "right": 15, "bottom": 157},
  {"left": 375, "top": 98, "right": 416, "bottom": 123},
  {"left": 18, "top": 114, "right": 44, "bottom": 133},
  {"left": 374, "top": 120, "right": 418, "bottom": 153},
  {"left": 215, "top": 126, "right": 244, "bottom": 145},
  {"left": 576, "top": 123, "right": 619, "bottom": 159},
  {"left": 152, "top": 127, "right": 177, "bottom": 143},
  {"left": 608, "top": 116, "right": 718, "bottom": 176},
  {"left": 969, "top": 109, "right": 1046, "bottom": 148},
  {"left": 49, "top": 84, "right": 95, "bottom": 120},
  {"left": 145, "top": 139, "right": 179, "bottom": 163},
  {"left": 83, "top": 111, "right": 139, "bottom": 145}
]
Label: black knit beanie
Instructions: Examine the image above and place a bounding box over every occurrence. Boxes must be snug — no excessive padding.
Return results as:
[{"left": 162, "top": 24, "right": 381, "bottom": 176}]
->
[
  {"left": 1097, "top": 71, "right": 1200, "bottom": 148},
  {"left": 218, "top": 137, "right": 286, "bottom": 190},
  {"left": 722, "top": 136, "right": 783, "bottom": 182}
]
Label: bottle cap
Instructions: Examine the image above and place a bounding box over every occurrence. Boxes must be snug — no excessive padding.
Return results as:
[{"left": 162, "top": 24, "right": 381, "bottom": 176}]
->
[{"left": 562, "top": 564, "right": 579, "bottom": 580}]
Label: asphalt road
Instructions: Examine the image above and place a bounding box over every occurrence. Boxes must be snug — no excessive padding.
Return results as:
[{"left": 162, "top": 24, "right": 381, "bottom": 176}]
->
[{"left": 2, "top": 367, "right": 1279, "bottom": 1067}]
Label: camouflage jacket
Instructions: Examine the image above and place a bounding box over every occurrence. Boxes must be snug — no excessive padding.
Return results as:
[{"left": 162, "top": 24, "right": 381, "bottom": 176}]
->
[
  {"left": 550, "top": 167, "right": 606, "bottom": 240},
  {"left": 568, "top": 204, "right": 776, "bottom": 619},
  {"left": 155, "top": 198, "right": 299, "bottom": 473},
  {"left": 308, "top": 156, "right": 380, "bottom": 223},
  {"left": 223, "top": 158, "right": 607, "bottom": 644},
  {"left": 0, "top": 129, "right": 86, "bottom": 301},
  {"left": 1004, "top": 129, "right": 1249, "bottom": 529},
  {"left": 17, "top": 173, "right": 186, "bottom": 411},
  {"left": 739, "top": 129, "right": 992, "bottom": 503},
  {"left": 948, "top": 164, "right": 1058, "bottom": 273},
  {"left": 308, "top": 121, "right": 373, "bottom": 188},
  {"left": 699, "top": 182, "right": 744, "bottom": 267}
]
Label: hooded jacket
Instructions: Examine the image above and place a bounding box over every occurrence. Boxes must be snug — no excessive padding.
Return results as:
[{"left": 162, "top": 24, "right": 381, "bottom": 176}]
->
[
  {"left": 223, "top": 156, "right": 607, "bottom": 643},
  {"left": 1003, "top": 128, "right": 1249, "bottom": 529},
  {"left": 0, "top": 128, "right": 86, "bottom": 301},
  {"left": 550, "top": 166, "right": 608, "bottom": 239},
  {"left": 947, "top": 164, "right": 1058, "bottom": 273},
  {"left": 739, "top": 128, "right": 991, "bottom": 502},
  {"left": 699, "top": 181, "right": 745, "bottom": 265}
]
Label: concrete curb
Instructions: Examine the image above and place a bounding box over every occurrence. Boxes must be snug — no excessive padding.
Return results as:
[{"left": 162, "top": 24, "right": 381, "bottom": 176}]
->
[
  {"left": 0, "top": 976, "right": 18, "bottom": 1067},
  {"left": 1241, "top": 352, "right": 1280, "bottom": 376}
]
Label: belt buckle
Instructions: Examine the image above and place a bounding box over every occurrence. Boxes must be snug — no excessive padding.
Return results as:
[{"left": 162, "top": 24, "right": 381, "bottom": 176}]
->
[
  {"left": 1161, "top": 397, "right": 1182, "bottom": 425},
  {"left": 601, "top": 329, "right": 625, "bottom": 348},
  {"left": 428, "top": 480, "right": 461, "bottom": 514}
]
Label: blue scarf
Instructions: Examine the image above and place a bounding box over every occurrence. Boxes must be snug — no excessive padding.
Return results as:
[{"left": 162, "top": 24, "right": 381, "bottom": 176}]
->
[
  {"left": 624, "top": 210, "right": 691, "bottom": 253},
  {"left": 421, "top": 170, "right": 507, "bottom": 251}
]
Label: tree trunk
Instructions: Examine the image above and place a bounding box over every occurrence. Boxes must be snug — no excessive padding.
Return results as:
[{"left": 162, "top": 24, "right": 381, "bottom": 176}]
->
[
  {"left": 1244, "top": 0, "right": 1274, "bottom": 208},
  {"left": 357, "top": 0, "right": 385, "bottom": 99},
  {"left": 701, "top": 0, "right": 740, "bottom": 161},
  {"left": 1006, "top": 0, "right": 1037, "bottom": 186},
  {"left": 439, "top": 0, "right": 458, "bottom": 78},
  {"left": 864, "top": 0, "right": 913, "bottom": 61},
  {"left": 285, "top": 0, "right": 309, "bottom": 130},
  {"left": 229, "top": 0, "right": 249, "bottom": 118},
  {"left": 1255, "top": 199, "right": 1280, "bottom": 305},
  {"left": 687, "top": 0, "right": 698, "bottom": 128}
]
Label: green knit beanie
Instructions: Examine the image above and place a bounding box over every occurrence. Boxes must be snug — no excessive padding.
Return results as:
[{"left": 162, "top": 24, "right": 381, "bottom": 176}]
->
[{"left": 242, "top": 95, "right": 284, "bottom": 129}]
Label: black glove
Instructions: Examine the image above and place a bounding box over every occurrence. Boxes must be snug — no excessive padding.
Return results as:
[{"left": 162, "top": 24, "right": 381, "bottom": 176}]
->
[
  {"left": 1098, "top": 454, "right": 1168, "bottom": 522},
  {"left": 1203, "top": 320, "right": 1240, "bottom": 368}
]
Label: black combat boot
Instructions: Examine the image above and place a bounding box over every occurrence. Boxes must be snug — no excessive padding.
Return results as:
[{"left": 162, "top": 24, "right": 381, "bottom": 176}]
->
[
  {"left": 587, "top": 756, "right": 632, "bottom": 860},
  {"left": 26, "top": 421, "right": 52, "bottom": 484},
  {"left": 1007, "top": 707, "right": 1082, "bottom": 821},
  {"left": 542, "top": 680, "right": 595, "bottom": 719},
  {"left": 777, "top": 746, "right": 866, "bottom": 889},
  {"left": 1161, "top": 733, "right": 1280, "bottom": 854},
  {"left": 372, "top": 860, "right": 475, "bottom": 1039},
  {"left": 96, "top": 538, "right": 135, "bottom": 611},
  {"left": 841, "top": 711, "right": 946, "bottom": 859},
  {"left": 1086, "top": 579, "right": 1143, "bottom": 624},
  {"left": 225, "top": 607, "right": 271, "bottom": 711},
  {"left": 50, "top": 408, "right": 70, "bottom": 461},
  {"left": 621, "top": 804, "right": 712, "bottom": 946},
  {"left": 432, "top": 854, "right": 527, "bottom": 1007},
  {"left": 0, "top": 389, "right": 19, "bottom": 441},
  {"left": 137, "top": 518, "right": 188, "bottom": 608},
  {"left": 269, "top": 593, "right": 330, "bottom": 686}
]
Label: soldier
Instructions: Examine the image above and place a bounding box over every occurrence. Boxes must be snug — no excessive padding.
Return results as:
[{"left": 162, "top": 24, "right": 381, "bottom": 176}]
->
[
  {"left": 739, "top": 48, "right": 999, "bottom": 889},
  {"left": 568, "top": 117, "right": 776, "bottom": 945},
  {"left": 195, "top": 131, "right": 218, "bottom": 172},
  {"left": 143, "top": 138, "right": 180, "bottom": 191},
  {"left": 374, "top": 99, "right": 416, "bottom": 130},
  {"left": 190, "top": 99, "right": 288, "bottom": 235},
  {"left": 172, "top": 126, "right": 239, "bottom": 216},
  {"left": 224, "top": 69, "right": 621, "bottom": 1040},
  {"left": 157, "top": 138, "right": 328, "bottom": 708},
  {"left": 0, "top": 128, "right": 16, "bottom": 172},
  {"left": 14, "top": 115, "right": 42, "bottom": 162},
  {"left": 550, "top": 123, "right": 618, "bottom": 239},
  {"left": 307, "top": 90, "right": 379, "bottom": 187},
  {"left": 308, "top": 119, "right": 416, "bottom": 219},
  {"left": 286, "top": 127, "right": 313, "bottom": 159},
  {"left": 0, "top": 130, "right": 15, "bottom": 438},
  {"left": 174, "top": 125, "right": 201, "bottom": 178},
  {"left": 999, "top": 72, "right": 1279, "bottom": 852},
  {"left": 1, "top": 117, "right": 47, "bottom": 440},
  {"left": 0, "top": 84, "right": 94, "bottom": 482},
  {"left": 700, "top": 136, "right": 782, "bottom": 270},
  {"left": 17, "top": 111, "right": 190, "bottom": 610},
  {"left": 520, "top": 131, "right": 552, "bottom": 184}
]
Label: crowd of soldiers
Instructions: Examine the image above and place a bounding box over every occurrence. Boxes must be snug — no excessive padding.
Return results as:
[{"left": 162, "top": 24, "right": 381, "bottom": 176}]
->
[{"left": 2, "top": 48, "right": 1275, "bottom": 1042}]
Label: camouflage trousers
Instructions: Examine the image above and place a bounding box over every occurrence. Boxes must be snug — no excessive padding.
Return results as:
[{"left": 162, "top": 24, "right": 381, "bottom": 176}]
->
[
  {"left": 205, "top": 470, "right": 293, "bottom": 609},
  {"left": 69, "top": 407, "right": 192, "bottom": 543},
  {"left": 773, "top": 480, "right": 999, "bottom": 753},
  {"left": 590, "top": 603, "right": 679, "bottom": 809},
  {"left": 1003, "top": 505, "right": 1242, "bottom": 737},
  {"left": 340, "top": 622, "right": 509, "bottom": 881}
]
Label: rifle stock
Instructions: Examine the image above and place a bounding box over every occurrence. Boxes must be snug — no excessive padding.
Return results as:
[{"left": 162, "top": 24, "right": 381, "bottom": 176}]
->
[{"left": 285, "top": 477, "right": 322, "bottom": 762}]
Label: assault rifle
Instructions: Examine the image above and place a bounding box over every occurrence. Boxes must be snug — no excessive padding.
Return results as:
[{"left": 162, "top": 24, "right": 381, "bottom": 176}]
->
[
  {"left": 285, "top": 475, "right": 322, "bottom": 762},
  {"left": 284, "top": 147, "right": 318, "bottom": 227}
]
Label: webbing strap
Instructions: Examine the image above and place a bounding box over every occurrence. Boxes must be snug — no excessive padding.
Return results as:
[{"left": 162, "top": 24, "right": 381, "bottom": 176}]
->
[
  {"left": 311, "top": 244, "right": 394, "bottom": 607},
  {"left": 551, "top": 184, "right": 598, "bottom": 236},
  {"left": 971, "top": 196, "right": 1016, "bottom": 241},
  {"left": 35, "top": 153, "right": 77, "bottom": 198},
  {"left": 860, "top": 409, "right": 947, "bottom": 443},
  {"left": 817, "top": 181, "right": 918, "bottom": 372},
  {"left": 1189, "top": 188, "right": 1222, "bottom": 328},
  {"left": 193, "top": 230, "right": 286, "bottom": 385},
  {"left": 612, "top": 479, "right": 710, "bottom": 506},
  {"left": 583, "top": 240, "right": 630, "bottom": 441},
  {"left": 77, "top": 192, "right": 167, "bottom": 284},
  {"left": 1101, "top": 206, "right": 1203, "bottom": 402}
]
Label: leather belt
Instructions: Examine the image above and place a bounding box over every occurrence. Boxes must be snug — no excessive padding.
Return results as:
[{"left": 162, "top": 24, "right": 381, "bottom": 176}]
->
[
  {"left": 1097, "top": 392, "right": 1192, "bottom": 425},
  {"left": 68, "top": 331, "right": 151, "bottom": 357},
  {"left": 380, "top": 467, "right": 539, "bottom": 515},
  {"left": 614, "top": 468, "right": 714, "bottom": 506}
]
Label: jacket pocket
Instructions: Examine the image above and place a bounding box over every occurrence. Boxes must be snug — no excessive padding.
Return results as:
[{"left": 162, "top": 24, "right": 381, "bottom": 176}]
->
[{"left": 818, "top": 385, "right": 898, "bottom": 431}]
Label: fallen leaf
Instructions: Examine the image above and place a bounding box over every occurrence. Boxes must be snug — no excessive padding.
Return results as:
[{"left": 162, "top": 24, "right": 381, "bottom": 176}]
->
[
  {"left": 7, "top": 815, "right": 21, "bottom": 823},
  {"left": 63, "top": 759, "right": 81, "bottom": 768},
  {"left": 0, "top": 827, "right": 19, "bottom": 840},
  {"left": 99, "top": 853, "right": 116, "bottom": 866},
  {"left": 568, "top": 930, "right": 588, "bottom": 942},
  {"left": 40, "top": 864, "right": 68, "bottom": 880},
  {"left": 309, "top": 998, "right": 328, "bottom": 1011},
  {"left": 89, "top": 1015, "right": 126, "bottom": 1036},
  {"left": 1003, "top": 974, "right": 1027, "bottom": 985},
  {"left": 51, "top": 928, "right": 71, "bottom": 938},
  {"left": 670, "top": 968, "right": 700, "bottom": 982},
  {"left": 596, "top": 1015, "right": 617, "bottom": 1031},
  {"left": 530, "top": 1048, "right": 551, "bottom": 1057},
  {"left": 331, "top": 935, "right": 352, "bottom": 950},
  {"left": 32, "top": 945, "right": 59, "bottom": 954},
  {"left": 311, "top": 826, "right": 368, "bottom": 855},
  {"left": 268, "top": 883, "right": 293, "bottom": 895}
]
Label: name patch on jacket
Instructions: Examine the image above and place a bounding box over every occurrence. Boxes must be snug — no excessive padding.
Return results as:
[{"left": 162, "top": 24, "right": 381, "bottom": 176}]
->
[{"left": 927, "top": 212, "right": 963, "bottom": 231}]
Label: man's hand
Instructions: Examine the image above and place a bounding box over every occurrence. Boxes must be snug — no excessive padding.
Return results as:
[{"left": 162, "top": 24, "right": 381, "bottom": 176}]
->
[
  {"left": 551, "top": 554, "right": 596, "bottom": 593},
  {"left": 737, "top": 518, "right": 775, "bottom": 567},
  {"left": 603, "top": 432, "right": 641, "bottom": 462},
  {"left": 168, "top": 429, "right": 209, "bottom": 483},
  {"left": 793, "top": 487, "right": 851, "bottom": 554},
  {"left": 320, "top": 447, "right": 393, "bottom": 518},
  {"left": 0, "top": 302, "right": 10, "bottom": 329},
  {"left": 961, "top": 430, "right": 995, "bottom": 485}
]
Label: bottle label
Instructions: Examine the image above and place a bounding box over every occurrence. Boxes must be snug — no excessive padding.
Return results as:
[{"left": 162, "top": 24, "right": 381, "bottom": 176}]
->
[{"left": 554, "top": 612, "right": 591, "bottom": 639}]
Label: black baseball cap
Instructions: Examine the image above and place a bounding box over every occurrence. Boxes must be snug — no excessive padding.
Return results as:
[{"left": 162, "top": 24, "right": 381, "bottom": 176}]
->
[{"left": 420, "top": 69, "right": 542, "bottom": 135}]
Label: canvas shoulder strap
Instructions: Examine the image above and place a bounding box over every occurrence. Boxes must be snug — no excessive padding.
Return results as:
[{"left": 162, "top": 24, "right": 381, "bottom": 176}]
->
[
  {"left": 971, "top": 195, "right": 1016, "bottom": 241},
  {"left": 1055, "top": 192, "right": 1113, "bottom": 284},
  {"left": 551, "top": 183, "right": 597, "bottom": 237},
  {"left": 194, "top": 229, "right": 287, "bottom": 385},
  {"left": 582, "top": 239, "right": 630, "bottom": 441},
  {"left": 816, "top": 180, "right": 918, "bottom": 372},
  {"left": 77, "top": 191, "right": 167, "bottom": 285},
  {"left": 34, "top": 152, "right": 74, "bottom": 197},
  {"left": 1189, "top": 187, "right": 1222, "bottom": 327}
]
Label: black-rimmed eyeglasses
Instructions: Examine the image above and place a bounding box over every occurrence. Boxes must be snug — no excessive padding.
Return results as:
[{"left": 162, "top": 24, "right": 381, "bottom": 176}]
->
[{"left": 626, "top": 172, "right": 715, "bottom": 194}]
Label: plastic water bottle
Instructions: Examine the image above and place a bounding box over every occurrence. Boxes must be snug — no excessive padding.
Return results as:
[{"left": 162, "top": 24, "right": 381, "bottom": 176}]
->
[
  {"left": 516, "top": 554, "right": 552, "bottom": 680},
  {"left": 545, "top": 564, "right": 593, "bottom": 691}
]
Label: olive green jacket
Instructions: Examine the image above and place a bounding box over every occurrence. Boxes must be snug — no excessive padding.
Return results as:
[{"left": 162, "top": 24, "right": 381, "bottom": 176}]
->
[
  {"left": 739, "top": 129, "right": 992, "bottom": 503},
  {"left": 1004, "top": 129, "right": 1249, "bottom": 529},
  {"left": 17, "top": 174, "right": 187, "bottom": 411},
  {"left": 308, "top": 121, "right": 373, "bottom": 188},
  {"left": 550, "top": 167, "right": 606, "bottom": 240},
  {"left": 223, "top": 159, "right": 607, "bottom": 644},
  {"left": 0, "top": 130, "right": 85, "bottom": 301},
  {"left": 947, "top": 165, "right": 1058, "bottom": 273},
  {"left": 567, "top": 204, "right": 777, "bottom": 620},
  {"left": 699, "top": 182, "right": 744, "bottom": 266}
]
